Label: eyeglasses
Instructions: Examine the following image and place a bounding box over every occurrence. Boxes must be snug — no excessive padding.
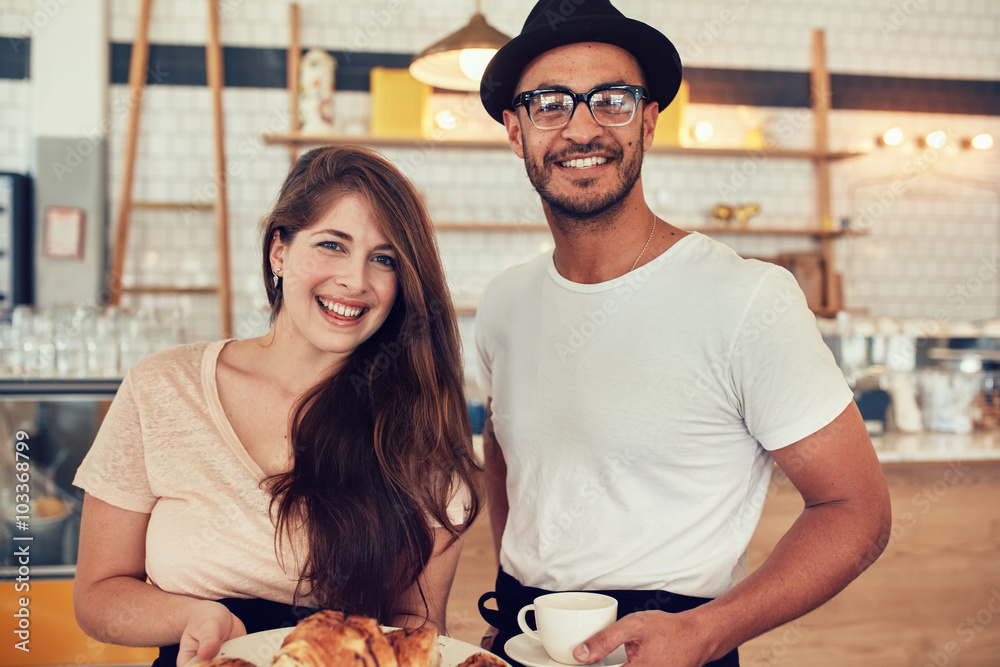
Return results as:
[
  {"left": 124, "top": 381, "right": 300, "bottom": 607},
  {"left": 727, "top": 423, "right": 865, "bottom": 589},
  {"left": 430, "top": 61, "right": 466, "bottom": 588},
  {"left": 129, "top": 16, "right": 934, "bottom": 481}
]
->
[{"left": 511, "top": 85, "right": 647, "bottom": 130}]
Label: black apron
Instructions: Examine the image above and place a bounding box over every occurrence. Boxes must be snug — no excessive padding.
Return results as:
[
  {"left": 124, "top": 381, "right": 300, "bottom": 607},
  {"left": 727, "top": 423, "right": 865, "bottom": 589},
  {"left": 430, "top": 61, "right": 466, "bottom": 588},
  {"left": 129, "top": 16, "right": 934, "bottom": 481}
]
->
[
  {"left": 153, "top": 598, "right": 318, "bottom": 667},
  {"left": 478, "top": 568, "right": 739, "bottom": 666}
]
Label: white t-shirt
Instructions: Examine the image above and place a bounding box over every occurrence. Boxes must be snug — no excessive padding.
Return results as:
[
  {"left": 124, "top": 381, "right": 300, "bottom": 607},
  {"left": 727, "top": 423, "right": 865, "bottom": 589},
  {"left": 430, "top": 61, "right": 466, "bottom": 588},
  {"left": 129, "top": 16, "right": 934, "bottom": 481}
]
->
[{"left": 475, "top": 232, "right": 853, "bottom": 598}]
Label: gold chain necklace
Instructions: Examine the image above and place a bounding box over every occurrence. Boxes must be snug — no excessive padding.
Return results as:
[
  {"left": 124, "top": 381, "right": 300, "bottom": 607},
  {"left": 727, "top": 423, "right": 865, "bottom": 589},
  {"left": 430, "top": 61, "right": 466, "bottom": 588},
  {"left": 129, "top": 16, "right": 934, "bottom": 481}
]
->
[{"left": 630, "top": 215, "right": 657, "bottom": 272}]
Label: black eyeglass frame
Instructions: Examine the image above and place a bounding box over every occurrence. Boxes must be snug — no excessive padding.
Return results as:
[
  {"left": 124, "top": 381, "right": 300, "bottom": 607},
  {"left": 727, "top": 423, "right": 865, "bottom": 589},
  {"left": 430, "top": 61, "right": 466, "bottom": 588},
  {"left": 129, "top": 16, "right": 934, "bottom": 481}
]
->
[{"left": 510, "top": 84, "right": 648, "bottom": 130}]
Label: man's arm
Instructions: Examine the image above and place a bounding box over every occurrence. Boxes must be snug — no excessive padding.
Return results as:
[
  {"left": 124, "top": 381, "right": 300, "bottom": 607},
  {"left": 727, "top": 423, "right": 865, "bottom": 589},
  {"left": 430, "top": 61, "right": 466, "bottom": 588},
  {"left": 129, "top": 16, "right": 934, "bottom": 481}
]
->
[{"left": 575, "top": 401, "right": 892, "bottom": 666}]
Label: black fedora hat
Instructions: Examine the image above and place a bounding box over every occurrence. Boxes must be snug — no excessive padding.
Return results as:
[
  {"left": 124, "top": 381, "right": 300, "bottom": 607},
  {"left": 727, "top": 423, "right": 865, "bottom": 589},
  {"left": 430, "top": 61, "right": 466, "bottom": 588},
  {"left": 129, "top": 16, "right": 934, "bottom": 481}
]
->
[{"left": 479, "top": 0, "right": 682, "bottom": 124}]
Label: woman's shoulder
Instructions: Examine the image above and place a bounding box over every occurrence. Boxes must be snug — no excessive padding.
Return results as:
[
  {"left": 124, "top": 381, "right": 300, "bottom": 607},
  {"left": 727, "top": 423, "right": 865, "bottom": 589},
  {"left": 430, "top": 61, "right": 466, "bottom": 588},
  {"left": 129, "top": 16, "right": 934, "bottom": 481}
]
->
[{"left": 126, "top": 339, "right": 219, "bottom": 382}]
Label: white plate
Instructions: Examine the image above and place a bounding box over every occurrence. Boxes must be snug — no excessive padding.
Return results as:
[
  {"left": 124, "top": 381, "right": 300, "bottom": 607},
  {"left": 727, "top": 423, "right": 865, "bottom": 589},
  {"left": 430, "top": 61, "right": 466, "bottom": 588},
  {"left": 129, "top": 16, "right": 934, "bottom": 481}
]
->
[
  {"left": 187, "top": 626, "right": 508, "bottom": 666},
  {"left": 504, "top": 633, "right": 627, "bottom": 667}
]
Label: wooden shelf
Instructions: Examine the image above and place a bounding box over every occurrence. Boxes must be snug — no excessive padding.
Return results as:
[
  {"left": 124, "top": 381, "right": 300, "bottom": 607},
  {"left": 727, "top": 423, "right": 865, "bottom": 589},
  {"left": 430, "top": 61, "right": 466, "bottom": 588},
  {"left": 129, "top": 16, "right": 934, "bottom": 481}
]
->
[
  {"left": 119, "top": 285, "right": 219, "bottom": 295},
  {"left": 432, "top": 223, "right": 864, "bottom": 237},
  {"left": 691, "top": 227, "right": 865, "bottom": 238},
  {"left": 434, "top": 222, "right": 550, "bottom": 232},
  {"left": 263, "top": 132, "right": 865, "bottom": 161},
  {"left": 653, "top": 146, "right": 864, "bottom": 160},
  {"left": 264, "top": 133, "right": 506, "bottom": 151},
  {"left": 454, "top": 305, "right": 848, "bottom": 317},
  {"left": 454, "top": 303, "right": 848, "bottom": 318}
]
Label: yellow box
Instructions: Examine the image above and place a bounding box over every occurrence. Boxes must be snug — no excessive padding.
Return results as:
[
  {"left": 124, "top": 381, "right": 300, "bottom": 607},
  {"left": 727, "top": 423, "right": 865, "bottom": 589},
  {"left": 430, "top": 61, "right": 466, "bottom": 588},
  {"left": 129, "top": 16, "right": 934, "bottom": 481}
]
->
[
  {"left": 370, "top": 67, "right": 432, "bottom": 138},
  {"left": 652, "top": 80, "right": 689, "bottom": 147},
  {"left": 2, "top": 578, "right": 158, "bottom": 666}
]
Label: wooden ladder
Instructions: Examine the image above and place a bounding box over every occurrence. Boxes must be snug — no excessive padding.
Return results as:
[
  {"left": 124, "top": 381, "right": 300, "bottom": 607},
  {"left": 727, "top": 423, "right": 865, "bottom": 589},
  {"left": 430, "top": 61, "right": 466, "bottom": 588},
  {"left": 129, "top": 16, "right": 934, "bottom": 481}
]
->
[{"left": 108, "top": 0, "right": 233, "bottom": 338}]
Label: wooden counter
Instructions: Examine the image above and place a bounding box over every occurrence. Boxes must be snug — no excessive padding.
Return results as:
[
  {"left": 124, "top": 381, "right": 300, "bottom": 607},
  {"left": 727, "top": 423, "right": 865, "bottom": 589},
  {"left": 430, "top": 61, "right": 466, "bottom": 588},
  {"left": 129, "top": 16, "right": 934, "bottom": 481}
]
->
[
  {"left": 450, "top": 436, "right": 1000, "bottom": 665},
  {"left": 742, "top": 459, "right": 1000, "bottom": 666},
  {"left": 872, "top": 430, "right": 1000, "bottom": 463}
]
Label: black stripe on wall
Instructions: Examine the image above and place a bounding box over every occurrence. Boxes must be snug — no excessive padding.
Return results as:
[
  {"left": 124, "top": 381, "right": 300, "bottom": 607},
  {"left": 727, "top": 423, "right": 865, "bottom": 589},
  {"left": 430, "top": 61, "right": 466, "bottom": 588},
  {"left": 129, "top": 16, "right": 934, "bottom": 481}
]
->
[
  {"left": 0, "top": 38, "right": 30, "bottom": 79},
  {"left": 5, "top": 39, "right": 998, "bottom": 117},
  {"left": 685, "top": 68, "right": 1000, "bottom": 115},
  {"left": 685, "top": 68, "right": 812, "bottom": 108},
  {"left": 107, "top": 43, "right": 1000, "bottom": 117},
  {"left": 109, "top": 43, "right": 411, "bottom": 91},
  {"left": 831, "top": 74, "right": 1000, "bottom": 116}
]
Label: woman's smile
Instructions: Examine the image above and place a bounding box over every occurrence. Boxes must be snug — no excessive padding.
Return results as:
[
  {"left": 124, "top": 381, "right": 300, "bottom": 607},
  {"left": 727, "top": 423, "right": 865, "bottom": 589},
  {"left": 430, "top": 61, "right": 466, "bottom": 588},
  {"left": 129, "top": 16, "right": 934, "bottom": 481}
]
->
[{"left": 315, "top": 295, "right": 368, "bottom": 322}]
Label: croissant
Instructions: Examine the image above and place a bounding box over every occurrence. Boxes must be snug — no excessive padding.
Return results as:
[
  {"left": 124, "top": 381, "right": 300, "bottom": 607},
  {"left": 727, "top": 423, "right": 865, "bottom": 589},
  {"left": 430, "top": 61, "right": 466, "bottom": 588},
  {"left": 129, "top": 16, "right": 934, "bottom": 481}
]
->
[
  {"left": 271, "top": 614, "right": 397, "bottom": 667},
  {"left": 271, "top": 636, "right": 349, "bottom": 667},
  {"left": 454, "top": 653, "right": 507, "bottom": 667},
  {"left": 269, "top": 610, "right": 507, "bottom": 667},
  {"left": 342, "top": 615, "right": 398, "bottom": 667},
  {"left": 280, "top": 609, "right": 346, "bottom": 648},
  {"left": 385, "top": 627, "right": 441, "bottom": 667},
  {"left": 200, "top": 659, "right": 256, "bottom": 667}
]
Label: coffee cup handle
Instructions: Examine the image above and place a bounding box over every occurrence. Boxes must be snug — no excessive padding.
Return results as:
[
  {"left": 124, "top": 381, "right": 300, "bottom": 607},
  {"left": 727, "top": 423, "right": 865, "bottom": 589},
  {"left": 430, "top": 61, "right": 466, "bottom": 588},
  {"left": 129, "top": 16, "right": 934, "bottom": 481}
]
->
[{"left": 516, "top": 604, "right": 540, "bottom": 641}]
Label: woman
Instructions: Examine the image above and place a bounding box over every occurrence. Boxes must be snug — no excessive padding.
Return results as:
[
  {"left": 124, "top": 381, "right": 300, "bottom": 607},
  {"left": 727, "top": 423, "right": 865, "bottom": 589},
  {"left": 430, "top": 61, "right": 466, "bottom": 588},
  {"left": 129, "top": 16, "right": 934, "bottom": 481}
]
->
[{"left": 73, "top": 146, "right": 481, "bottom": 667}]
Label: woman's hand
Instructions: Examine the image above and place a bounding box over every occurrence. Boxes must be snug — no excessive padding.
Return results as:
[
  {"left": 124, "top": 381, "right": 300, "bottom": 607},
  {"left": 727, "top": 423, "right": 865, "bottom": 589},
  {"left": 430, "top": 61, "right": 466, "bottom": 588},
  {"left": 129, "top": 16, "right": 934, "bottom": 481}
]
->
[{"left": 176, "top": 601, "right": 247, "bottom": 667}]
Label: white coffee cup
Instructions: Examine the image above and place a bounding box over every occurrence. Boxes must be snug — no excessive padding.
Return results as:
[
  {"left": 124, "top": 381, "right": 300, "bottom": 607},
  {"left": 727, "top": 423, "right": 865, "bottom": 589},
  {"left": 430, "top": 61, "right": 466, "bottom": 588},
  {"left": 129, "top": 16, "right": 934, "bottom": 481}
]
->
[{"left": 516, "top": 592, "right": 618, "bottom": 665}]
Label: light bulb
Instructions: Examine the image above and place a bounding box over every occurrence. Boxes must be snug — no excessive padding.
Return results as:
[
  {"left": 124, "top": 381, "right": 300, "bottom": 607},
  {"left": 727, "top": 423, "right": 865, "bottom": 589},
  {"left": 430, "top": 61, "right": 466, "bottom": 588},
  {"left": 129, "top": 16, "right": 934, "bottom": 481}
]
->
[
  {"left": 435, "top": 110, "right": 457, "bottom": 131},
  {"left": 969, "top": 133, "right": 994, "bottom": 150},
  {"left": 458, "top": 48, "right": 496, "bottom": 82},
  {"left": 879, "top": 127, "right": 904, "bottom": 147},
  {"left": 692, "top": 121, "right": 714, "bottom": 142},
  {"left": 923, "top": 131, "right": 947, "bottom": 149}
]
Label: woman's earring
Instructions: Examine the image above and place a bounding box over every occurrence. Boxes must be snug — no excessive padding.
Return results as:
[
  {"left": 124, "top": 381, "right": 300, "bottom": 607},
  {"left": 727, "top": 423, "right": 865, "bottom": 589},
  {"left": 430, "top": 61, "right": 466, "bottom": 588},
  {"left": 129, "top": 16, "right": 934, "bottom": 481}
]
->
[{"left": 272, "top": 266, "right": 282, "bottom": 288}]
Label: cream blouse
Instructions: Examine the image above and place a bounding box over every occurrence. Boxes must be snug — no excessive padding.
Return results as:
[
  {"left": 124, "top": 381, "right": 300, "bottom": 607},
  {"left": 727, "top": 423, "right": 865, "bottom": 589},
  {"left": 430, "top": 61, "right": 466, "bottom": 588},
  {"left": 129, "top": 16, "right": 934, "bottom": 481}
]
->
[{"left": 75, "top": 340, "right": 308, "bottom": 603}]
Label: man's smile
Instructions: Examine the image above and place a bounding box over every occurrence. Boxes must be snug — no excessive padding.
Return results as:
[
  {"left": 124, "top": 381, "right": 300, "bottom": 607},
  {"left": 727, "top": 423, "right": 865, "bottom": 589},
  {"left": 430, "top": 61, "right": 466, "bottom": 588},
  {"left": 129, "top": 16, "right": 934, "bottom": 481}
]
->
[{"left": 559, "top": 156, "right": 609, "bottom": 169}]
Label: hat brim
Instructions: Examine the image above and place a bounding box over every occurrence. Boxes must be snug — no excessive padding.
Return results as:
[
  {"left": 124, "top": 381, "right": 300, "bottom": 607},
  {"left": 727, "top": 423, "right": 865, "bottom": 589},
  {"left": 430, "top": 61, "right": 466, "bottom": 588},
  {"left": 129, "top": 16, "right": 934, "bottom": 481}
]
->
[{"left": 480, "top": 15, "right": 682, "bottom": 124}]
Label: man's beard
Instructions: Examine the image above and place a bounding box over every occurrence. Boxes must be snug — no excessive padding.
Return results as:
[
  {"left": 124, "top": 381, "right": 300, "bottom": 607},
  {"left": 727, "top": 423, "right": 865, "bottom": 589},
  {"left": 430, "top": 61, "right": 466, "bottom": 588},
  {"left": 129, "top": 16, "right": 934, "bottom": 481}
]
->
[{"left": 523, "top": 131, "right": 644, "bottom": 231}]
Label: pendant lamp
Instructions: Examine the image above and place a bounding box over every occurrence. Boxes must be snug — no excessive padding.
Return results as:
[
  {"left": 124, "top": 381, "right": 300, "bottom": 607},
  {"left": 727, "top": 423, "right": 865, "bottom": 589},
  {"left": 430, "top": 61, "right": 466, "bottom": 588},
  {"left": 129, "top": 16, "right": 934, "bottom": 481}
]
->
[{"left": 409, "top": 1, "right": 510, "bottom": 91}]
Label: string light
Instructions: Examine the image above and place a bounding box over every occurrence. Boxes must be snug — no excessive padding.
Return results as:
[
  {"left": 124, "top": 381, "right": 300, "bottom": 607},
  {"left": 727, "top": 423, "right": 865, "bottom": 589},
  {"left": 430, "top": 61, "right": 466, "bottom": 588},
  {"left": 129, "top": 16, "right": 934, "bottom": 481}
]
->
[
  {"left": 920, "top": 131, "right": 947, "bottom": 149},
  {"left": 434, "top": 110, "right": 458, "bottom": 131},
  {"left": 691, "top": 121, "right": 714, "bottom": 143},
  {"left": 877, "top": 127, "right": 904, "bottom": 147},
  {"left": 965, "top": 133, "right": 994, "bottom": 150},
  {"left": 877, "top": 127, "right": 993, "bottom": 151}
]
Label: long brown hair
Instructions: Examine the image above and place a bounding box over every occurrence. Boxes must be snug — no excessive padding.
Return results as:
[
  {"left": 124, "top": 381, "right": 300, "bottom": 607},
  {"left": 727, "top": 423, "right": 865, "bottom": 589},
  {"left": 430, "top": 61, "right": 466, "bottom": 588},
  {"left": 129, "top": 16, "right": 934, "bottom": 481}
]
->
[{"left": 261, "top": 146, "right": 481, "bottom": 621}]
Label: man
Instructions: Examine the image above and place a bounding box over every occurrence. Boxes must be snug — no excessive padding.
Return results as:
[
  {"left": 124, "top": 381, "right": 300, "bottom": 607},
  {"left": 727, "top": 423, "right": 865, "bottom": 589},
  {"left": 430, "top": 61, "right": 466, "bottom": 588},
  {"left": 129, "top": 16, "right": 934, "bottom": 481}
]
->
[{"left": 473, "top": 1, "right": 891, "bottom": 666}]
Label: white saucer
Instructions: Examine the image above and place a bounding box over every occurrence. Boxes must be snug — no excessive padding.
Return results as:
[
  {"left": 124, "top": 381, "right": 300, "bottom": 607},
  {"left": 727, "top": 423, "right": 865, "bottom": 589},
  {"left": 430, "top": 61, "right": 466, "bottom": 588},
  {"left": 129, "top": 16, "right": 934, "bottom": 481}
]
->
[{"left": 504, "top": 633, "right": 627, "bottom": 667}]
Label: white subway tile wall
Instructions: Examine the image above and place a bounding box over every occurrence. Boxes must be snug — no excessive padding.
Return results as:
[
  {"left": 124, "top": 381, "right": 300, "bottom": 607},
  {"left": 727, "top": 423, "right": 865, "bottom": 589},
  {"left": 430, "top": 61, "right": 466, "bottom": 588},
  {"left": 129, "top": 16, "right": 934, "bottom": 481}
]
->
[
  {"left": 0, "top": 0, "right": 32, "bottom": 172},
  {"left": 3, "top": 0, "right": 999, "bottom": 379},
  {"left": 0, "top": 0, "right": 34, "bottom": 37},
  {"left": 102, "top": 0, "right": 1000, "bottom": 80},
  {"left": 0, "top": 80, "right": 30, "bottom": 173}
]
